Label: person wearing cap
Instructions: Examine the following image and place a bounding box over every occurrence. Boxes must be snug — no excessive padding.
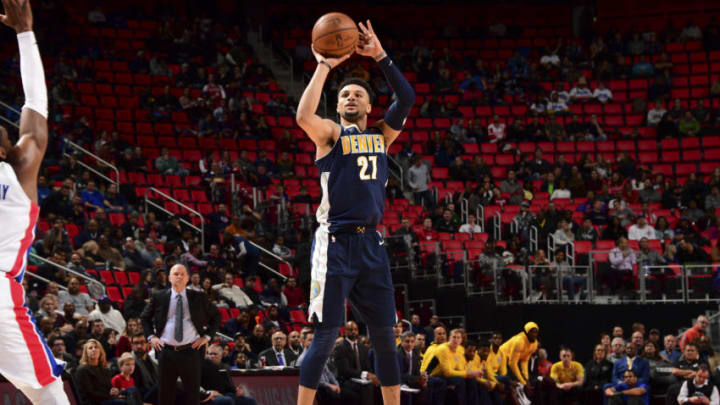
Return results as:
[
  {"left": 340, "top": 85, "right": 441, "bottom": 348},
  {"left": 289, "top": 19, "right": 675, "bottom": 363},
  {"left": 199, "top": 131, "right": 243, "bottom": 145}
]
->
[
  {"left": 88, "top": 296, "right": 127, "bottom": 334},
  {"left": 497, "top": 322, "right": 540, "bottom": 386},
  {"left": 628, "top": 215, "right": 656, "bottom": 241}
]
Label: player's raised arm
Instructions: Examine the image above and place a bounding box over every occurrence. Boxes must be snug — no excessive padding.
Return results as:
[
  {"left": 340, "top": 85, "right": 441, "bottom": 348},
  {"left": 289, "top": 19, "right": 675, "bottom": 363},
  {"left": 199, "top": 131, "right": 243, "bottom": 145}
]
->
[
  {"left": 355, "top": 20, "right": 415, "bottom": 148},
  {"left": 295, "top": 46, "right": 350, "bottom": 150},
  {"left": 0, "top": 0, "right": 47, "bottom": 204}
]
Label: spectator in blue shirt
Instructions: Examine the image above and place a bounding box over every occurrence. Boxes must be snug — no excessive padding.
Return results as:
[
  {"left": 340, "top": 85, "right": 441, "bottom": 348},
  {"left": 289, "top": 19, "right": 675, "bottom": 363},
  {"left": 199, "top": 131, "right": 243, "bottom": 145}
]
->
[
  {"left": 660, "top": 334, "right": 682, "bottom": 365},
  {"left": 604, "top": 369, "right": 649, "bottom": 405},
  {"left": 81, "top": 180, "right": 106, "bottom": 211},
  {"left": 37, "top": 175, "right": 50, "bottom": 205}
]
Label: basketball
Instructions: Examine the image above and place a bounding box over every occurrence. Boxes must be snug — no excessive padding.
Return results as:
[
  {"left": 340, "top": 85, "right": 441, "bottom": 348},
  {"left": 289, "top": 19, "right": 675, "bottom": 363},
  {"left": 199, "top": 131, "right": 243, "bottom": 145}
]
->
[{"left": 311, "top": 12, "right": 358, "bottom": 58}]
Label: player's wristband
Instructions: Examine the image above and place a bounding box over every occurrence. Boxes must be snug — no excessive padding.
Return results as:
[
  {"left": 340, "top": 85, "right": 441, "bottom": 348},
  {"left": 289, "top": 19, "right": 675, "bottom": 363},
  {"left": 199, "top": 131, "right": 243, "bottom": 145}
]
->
[
  {"left": 374, "top": 51, "right": 387, "bottom": 62},
  {"left": 318, "top": 60, "right": 332, "bottom": 69}
]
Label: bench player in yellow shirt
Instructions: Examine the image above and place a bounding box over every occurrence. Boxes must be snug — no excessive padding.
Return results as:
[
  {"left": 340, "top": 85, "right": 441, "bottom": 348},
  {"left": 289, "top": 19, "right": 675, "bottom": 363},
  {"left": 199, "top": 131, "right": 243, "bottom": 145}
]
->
[{"left": 548, "top": 347, "right": 584, "bottom": 404}]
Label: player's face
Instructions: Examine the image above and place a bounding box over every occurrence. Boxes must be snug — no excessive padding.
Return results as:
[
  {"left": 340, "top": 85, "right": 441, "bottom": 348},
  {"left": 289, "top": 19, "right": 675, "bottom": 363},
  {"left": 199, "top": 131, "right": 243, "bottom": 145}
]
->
[{"left": 337, "top": 84, "right": 371, "bottom": 123}]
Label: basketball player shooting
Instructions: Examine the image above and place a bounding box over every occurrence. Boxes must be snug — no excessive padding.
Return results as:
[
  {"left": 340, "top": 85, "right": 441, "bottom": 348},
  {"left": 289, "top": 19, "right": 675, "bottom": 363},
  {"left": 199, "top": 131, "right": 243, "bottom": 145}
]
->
[
  {"left": 295, "top": 20, "right": 415, "bottom": 405},
  {"left": 0, "top": 0, "right": 70, "bottom": 403}
]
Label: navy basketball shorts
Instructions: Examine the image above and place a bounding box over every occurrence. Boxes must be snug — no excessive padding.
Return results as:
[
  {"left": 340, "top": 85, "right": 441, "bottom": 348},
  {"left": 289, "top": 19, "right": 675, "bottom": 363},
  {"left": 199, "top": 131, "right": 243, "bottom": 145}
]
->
[{"left": 308, "top": 224, "right": 397, "bottom": 327}]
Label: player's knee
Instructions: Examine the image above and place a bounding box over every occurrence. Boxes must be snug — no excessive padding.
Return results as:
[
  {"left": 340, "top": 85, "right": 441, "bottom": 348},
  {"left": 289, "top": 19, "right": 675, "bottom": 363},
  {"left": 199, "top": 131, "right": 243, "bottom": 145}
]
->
[
  {"left": 299, "top": 325, "right": 340, "bottom": 389},
  {"left": 367, "top": 325, "right": 401, "bottom": 386}
]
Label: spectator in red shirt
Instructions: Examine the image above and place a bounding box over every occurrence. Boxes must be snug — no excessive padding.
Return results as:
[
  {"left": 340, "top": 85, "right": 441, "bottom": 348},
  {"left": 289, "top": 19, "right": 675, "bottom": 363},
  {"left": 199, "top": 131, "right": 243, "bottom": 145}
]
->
[
  {"left": 283, "top": 277, "right": 305, "bottom": 308},
  {"left": 679, "top": 315, "right": 709, "bottom": 351},
  {"left": 111, "top": 352, "right": 136, "bottom": 394},
  {"left": 537, "top": 348, "right": 553, "bottom": 377},
  {"left": 418, "top": 217, "right": 438, "bottom": 241}
]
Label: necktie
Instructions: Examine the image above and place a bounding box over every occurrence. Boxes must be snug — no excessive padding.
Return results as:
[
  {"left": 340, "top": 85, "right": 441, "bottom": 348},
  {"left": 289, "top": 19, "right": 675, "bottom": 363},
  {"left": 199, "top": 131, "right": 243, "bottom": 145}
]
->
[
  {"left": 277, "top": 352, "right": 285, "bottom": 366},
  {"left": 353, "top": 342, "right": 361, "bottom": 370},
  {"left": 627, "top": 357, "right": 633, "bottom": 370},
  {"left": 174, "top": 294, "right": 184, "bottom": 342},
  {"left": 408, "top": 352, "right": 413, "bottom": 373}
]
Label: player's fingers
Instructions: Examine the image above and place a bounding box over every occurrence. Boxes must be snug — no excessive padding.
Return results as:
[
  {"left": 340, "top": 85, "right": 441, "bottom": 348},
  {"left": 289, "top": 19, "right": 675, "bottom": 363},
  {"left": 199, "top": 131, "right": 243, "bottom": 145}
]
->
[
  {"left": 357, "top": 21, "right": 368, "bottom": 36},
  {"left": 367, "top": 20, "right": 375, "bottom": 35}
]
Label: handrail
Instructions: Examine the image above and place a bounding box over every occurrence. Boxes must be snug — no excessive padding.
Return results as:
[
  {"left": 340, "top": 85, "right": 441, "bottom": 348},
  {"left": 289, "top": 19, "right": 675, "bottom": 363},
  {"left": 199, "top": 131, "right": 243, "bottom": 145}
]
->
[
  {"left": 0, "top": 100, "right": 21, "bottom": 114},
  {"left": 0, "top": 115, "right": 19, "bottom": 128},
  {"left": 258, "top": 262, "right": 288, "bottom": 281},
  {"left": 24, "top": 271, "right": 69, "bottom": 292},
  {"left": 62, "top": 151, "right": 118, "bottom": 186},
  {"left": 247, "top": 239, "right": 292, "bottom": 269},
  {"left": 386, "top": 154, "right": 405, "bottom": 191},
  {"left": 144, "top": 187, "right": 205, "bottom": 252},
  {"left": 29, "top": 252, "right": 105, "bottom": 297},
  {"left": 63, "top": 139, "right": 120, "bottom": 187}
]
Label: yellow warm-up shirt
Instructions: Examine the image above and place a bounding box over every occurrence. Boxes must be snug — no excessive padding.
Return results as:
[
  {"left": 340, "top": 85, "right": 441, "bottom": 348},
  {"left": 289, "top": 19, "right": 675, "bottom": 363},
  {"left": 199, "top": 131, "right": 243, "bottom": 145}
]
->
[
  {"left": 488, "top": 345, "right": 504, "bottom": 375},
  {"left": 550, "top": 361, "right": 584, "bottom": 384},
  {"left": 420, "top": 342, "right": 450, "bottom": 372},
  {"left": 467, "top": 354, "right": 498, "bottom": 388},
  {"left": 498, "top": 332, "right": 538, "bottom": 385},
  {"left": 432, "top": 343, "right": 468, "bottom": 378}
]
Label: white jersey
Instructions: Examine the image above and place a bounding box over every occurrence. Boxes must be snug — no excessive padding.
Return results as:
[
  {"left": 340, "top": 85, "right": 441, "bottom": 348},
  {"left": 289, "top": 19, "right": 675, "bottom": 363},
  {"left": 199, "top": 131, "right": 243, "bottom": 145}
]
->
[{"left": 0, "top": 162, "right": 38, "bottom": 278}]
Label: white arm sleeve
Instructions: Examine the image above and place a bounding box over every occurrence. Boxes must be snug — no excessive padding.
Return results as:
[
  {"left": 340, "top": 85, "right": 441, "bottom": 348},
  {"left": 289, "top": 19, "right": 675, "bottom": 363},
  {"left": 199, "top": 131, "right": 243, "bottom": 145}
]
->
[{"left": 17, "top": 31, "right": 48, "bottom": 119}]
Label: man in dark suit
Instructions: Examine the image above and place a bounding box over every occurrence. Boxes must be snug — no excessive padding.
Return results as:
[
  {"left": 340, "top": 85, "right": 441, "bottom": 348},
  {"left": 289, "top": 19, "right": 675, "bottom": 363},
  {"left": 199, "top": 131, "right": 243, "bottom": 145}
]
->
[
  {"left": 201, "top": 344, "right": 257, "bottom": 405},
  {"left": 258, "top": 331, "right": 297, "bottom": 367},
  {"left": 333, "top": 321, "right": 379, "bottom": 405},
  {"left": 141, "top": 264, "right": 222, "bottom": 405},
  {"left": 396, "top": 331, "right": 427, "bottom": 405},
  {"left": 603, "top": 341, "right": 650, "bottom": 401}
]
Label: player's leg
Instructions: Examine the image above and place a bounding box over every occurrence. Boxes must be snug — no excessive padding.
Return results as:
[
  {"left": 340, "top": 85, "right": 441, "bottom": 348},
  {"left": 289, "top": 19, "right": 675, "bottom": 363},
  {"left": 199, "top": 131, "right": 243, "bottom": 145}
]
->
[
  {"left": 349, "top": 231, "right": 400, "bottom": 405},
  {"left": 0, "top": 275, "right": 69, "bottom": 404},
  {"left": 299, "top": 229, "right": 354, "bottom": 405}
]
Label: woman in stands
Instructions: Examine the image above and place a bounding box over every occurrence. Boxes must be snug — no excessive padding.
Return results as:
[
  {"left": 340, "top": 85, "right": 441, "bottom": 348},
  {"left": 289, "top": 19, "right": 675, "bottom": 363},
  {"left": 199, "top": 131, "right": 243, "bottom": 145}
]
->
[
  {"left": 115, "top": 317, "right": 140, "bottom": 357},
  {"left": 74, "top": 339, "right": 134, "bottom": 405}
]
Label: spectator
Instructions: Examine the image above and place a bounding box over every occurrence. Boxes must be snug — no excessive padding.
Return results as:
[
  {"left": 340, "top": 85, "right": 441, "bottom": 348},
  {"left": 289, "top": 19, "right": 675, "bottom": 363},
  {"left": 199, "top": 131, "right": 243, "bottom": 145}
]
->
[
  {"left": 408, "top": 157, "right": 432, "bottom": 208},
  {"left": 554, "top": 250, "right": 585, "bottom": 302},
  {"left": 213, "top": 273, "right": 254, "bottom": 309},
  {"left": 570, "top": 78, "right": 593, "bottom": 103},
  {"left": 628, "top": 215, "right": 657, "bottom": 241},
  {"left": 435, "top": 209, "right": 458, "bottom": 234},
  {"left": 609, "top": 237, "right": 637, "bottom": 295},
  {"left": 587, "top": 114, "right": 608, "bottom": 141},
  {"left": 155, "top": 147, "right": 189, "bottom": 176},
  {"left": 549, "top": 347, "right": 585, "bottom": 404},
  {"left": 705, "top": 186, "right": 720, "bottom": 210},
  {"left": 553, "top": 219, "right": 575, "bottom": 252},
  {"left": 81, "top": 181, "right": 106, "bottom": 211},
  {"left": 604, "top": 369, "right": 649, "bottom": 405},
  {"left": 678, "top": 111, "right": 700, "bottom": 137},
  {"left": 258, "top": 331, "right": 296, "bottom": 367},
  {"left": 680, "top": 316, "right": 709, "bottom": 351},
  {"left": 247, "top": 324, "right": 270, "bottom": 355},
  {"left": 111, "top": 353, "right": 137, "bottom": 400},
  {"left": 88, "top": 297, "right": 126, "bottom": 334},
  {"left": 458, "top": 214, "right": 483, "bottom": 234},
  {"left": 667, "top": 343, "right": 706, "bottom": 405},
  {"left": 59, "top": 277, "right": 95, "bottom": 316},
  {"left": 74, "top": 339, "right": 128, "bottom": 405},
  {"left": 647, "top": 102, "right": 667, "bottom": 126},
  {"left": 551, "top": 179, "right": 572, "bottom": 200},
  {"left": 593, "top": 82, "right": 613, "bottom": 103},
  {"left": 576, "top": 218, "right": 600, "bottom": 242},
  {"left": 585, "top": 344, "right": 614, "bottom": 405},
  {"left": 487, "top": 115, "right": 507, "bottom": 143},
  {"left": 676, "top": 364, "right": 719, "bottom": 405},
  {"left": 50, "top": 336, "right": 78, "bottom": 372},
  {"left": 636, "top": 237, "right": 666, "bottom": 269},
  {"left": 661, "top": 335, "right": 682, "bottom": 365},
  {"left": 680, "top": 20, "right": 703, "bottom": 41},
  {"left": 547, "top": 92, "right": 569, "bottom": 115},
  {"left": 501, "top": 170, "right": 524, "bottom": 204},
  {"left": 610, "top": 342, "right": 650, "bottom": 388}
]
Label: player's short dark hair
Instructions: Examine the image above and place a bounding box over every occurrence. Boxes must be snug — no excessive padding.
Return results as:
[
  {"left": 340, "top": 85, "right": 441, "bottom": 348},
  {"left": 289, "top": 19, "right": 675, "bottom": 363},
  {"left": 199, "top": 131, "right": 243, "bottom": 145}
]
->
[
  {"left": 698, "top": 363, "right": 710, "bottom": 373},
  {"left": 465, "top": 339, "right": 478, "bottom": 347},
  {"left": 478, "top": 339, "right": 491, "bottom": 348},
  {"left": 338, "top": 78, "right": 374, "bottom": 104}
]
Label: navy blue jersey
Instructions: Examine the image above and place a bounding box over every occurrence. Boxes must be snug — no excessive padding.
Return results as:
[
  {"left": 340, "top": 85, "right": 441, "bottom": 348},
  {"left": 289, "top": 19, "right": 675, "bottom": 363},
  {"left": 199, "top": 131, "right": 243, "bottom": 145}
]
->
[{"left": 315, "top": 124, "right": 388, "bottom": 232}]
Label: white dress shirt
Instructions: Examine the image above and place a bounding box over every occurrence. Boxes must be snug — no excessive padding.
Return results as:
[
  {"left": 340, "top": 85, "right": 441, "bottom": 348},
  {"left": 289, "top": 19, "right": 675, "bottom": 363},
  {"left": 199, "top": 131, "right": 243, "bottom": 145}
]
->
[{"left": 160, "top": 288, "right": 200, "bottom": 346}]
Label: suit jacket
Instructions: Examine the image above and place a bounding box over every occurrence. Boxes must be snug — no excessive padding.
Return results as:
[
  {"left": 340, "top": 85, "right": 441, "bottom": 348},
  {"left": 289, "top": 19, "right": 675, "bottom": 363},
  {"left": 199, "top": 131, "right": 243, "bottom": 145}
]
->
[
  {"left": 140, "top": 288, "right": 221, "bottom": 342},
  {"left": 611, "top": 356, "right": 650, "bottom": 386},
  {"left": 397, "top": 348, "right": 422, "bottom": 387},
  {"left": 258, "top": 347, "right": 297, "bottom": 367},
  {"left": 333, "top": 339, "right": 372, "bottom": 383}
]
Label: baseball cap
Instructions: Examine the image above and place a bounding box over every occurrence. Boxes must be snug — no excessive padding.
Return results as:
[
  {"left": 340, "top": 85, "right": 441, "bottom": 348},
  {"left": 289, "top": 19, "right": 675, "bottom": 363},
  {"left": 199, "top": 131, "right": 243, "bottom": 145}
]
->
[{"left": 521, "top": 201, "right": 530, "bottom": 208}]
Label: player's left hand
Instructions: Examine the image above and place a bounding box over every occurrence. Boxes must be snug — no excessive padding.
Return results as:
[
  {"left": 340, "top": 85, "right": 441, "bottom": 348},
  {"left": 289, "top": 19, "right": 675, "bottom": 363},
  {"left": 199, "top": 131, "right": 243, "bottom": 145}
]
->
[
  {"left": 192, "top": 336, "right": 209, "bottom": 350},
  {"left": 356, "top": 20, "right": 384, "bottom": 60}
]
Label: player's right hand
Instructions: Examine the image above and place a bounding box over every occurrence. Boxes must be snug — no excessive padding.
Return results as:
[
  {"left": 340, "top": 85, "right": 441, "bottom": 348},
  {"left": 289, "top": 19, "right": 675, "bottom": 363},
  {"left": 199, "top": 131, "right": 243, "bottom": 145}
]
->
[
  {"left": 367, "top": 372, "right": 380, "bottom": 386},
  {"left": 311, "top": 44, "right": 352, "bottom": 69},
  {"left": 0, "top": 0, "right": 33, "bottom": 33}
]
